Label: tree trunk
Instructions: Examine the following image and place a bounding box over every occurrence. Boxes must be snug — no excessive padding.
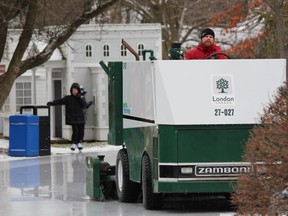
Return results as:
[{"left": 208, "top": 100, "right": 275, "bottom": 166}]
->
[
  {"left": 267, "top": 0, "right": 288, "bottom": 79},
  {"left": 275, "top": 4, "right": 288, "bottom": 79}
]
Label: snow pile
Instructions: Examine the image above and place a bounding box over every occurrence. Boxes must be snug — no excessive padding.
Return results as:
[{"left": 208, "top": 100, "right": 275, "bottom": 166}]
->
[{"left": 0, "top": 139, "right": 121, "bottom": 161}]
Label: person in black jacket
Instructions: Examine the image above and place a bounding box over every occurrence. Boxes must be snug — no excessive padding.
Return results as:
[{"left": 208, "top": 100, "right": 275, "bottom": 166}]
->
[{"left": 47, "top": 82, "right": 91, "bottom": 151}]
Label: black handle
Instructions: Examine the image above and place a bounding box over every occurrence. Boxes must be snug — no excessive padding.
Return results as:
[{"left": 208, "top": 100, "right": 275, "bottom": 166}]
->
[{"left": 20, "top": 105, "right": 50, "bottom": 116}]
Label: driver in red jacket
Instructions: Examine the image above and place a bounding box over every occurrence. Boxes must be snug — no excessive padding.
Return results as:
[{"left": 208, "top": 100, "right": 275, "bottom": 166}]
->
[{"left": 184, "top": 28, "right": 228, "bottom": 60}]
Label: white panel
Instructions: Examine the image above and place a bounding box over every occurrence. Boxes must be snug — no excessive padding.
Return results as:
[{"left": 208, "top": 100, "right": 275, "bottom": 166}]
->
[
  {"left": 154, "top": 59, "right": 286, "bottom": 124},
  {"left": 123, "top": 62, "right": 155, "bottom": 128}
]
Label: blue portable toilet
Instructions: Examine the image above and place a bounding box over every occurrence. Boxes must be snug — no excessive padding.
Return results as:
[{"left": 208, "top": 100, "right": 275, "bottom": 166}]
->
[{"left": 9, "top": 114, "right": 39, "bottom": 157}]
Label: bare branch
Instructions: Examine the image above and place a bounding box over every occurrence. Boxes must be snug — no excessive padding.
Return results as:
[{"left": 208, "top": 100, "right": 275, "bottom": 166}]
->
[
  {"left": 20, "top": 0, "right": 119, "bottom": 73},
  {"left": 9, "top": 0, "right": 38, "bottom": 78},
  {"left": 0, "top": 0, "right": 119, "bottom": 108}
]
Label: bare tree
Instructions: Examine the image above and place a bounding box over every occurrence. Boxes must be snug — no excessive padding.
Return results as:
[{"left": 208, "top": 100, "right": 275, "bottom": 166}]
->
[
  {"left": 114, "top": 0, "right": 247, "bottom": 59},
  {"left": 0, "top": 0, "right": 119, "bottom": 108}
]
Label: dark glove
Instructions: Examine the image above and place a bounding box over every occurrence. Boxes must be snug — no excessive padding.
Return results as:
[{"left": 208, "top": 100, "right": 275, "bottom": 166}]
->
[
  {"left": 76, "top": 93, "right": 83, "bottom": 98},
  {"left": 87, "top": 101, "right": 93, "bottom": 108},
  {"left": 47, "top": 102, "right": 52, "bottom": 106}
]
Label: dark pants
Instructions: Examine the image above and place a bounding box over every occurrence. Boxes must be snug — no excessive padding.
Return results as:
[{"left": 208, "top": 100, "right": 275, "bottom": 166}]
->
[{"left": 71, "top": 124, "right": 85, "bottom": 144}]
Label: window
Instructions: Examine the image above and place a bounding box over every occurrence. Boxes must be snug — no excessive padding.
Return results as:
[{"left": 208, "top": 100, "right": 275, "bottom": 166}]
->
[
  {"left": 138, "top": 43, "right": 144, "bottom": 56},
  {"left": 121, "top": 44, "right": 127, "bottom": 57},
  {"left": 103, "top": 44, "right": 110, "bottom": 57},
  {"left": 16, "top": 82, "right": 31, "bottom": 112},
  {"left": 85, "top": 45, "right": 92, "bottom": 57}
]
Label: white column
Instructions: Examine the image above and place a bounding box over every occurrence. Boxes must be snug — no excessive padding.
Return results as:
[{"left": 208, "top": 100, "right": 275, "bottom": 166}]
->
[
  {"left": 31, "top": 68, "right": 36, "bottom": 104},
  {"left": 45, "top": 67, "right": 54, "bottom": 137},
  {"left": 90, "top": 66, "right": 108, "bottom": 141},
  {"left": 46, "top": 67, "right": 53, "bottom": 101}
]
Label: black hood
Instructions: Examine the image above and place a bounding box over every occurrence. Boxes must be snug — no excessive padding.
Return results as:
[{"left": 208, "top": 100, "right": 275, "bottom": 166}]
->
[{"left": 70, "top": 82, "right": 81, "bottom": 95}]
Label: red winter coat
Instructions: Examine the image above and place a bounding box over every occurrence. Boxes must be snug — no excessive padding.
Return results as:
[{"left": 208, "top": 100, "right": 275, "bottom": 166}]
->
[{"left": 184, "top": 43, "right": 227, "bottom": 60}]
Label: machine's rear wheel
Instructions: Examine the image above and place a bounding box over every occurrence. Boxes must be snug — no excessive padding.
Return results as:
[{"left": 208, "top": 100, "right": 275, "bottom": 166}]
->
[
  {"left": 142, "top": 154, "right": 163, "bottom": 209},
  {"left": 116, "top": 148, "right": 141, "bottom": 202}
]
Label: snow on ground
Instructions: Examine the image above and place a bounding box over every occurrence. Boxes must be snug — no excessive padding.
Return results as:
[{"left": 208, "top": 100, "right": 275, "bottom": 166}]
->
[{"left": 0, "top": 138, "right": 122, "bottom": 161}]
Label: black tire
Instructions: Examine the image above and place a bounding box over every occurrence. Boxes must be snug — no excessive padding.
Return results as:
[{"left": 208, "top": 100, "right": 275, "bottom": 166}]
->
[
  {"left": 142, "top": 154, "right": 163, "bottom": 210},
  {"left": 116, "top": 148, "right": 141, "bottom": 202}
]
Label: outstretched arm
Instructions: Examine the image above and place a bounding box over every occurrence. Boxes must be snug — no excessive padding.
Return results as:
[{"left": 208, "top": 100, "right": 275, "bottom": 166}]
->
[{"left": 47, "top": 97, "right": 67, "bottom": 106}]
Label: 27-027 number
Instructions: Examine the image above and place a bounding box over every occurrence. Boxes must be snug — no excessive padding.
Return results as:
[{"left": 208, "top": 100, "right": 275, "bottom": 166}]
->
[{"left": 215, "top": 109, "right": 234, "bottom": 116}]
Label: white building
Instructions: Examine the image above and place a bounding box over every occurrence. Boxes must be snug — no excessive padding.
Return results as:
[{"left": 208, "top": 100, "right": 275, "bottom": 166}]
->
[{"left": 0, "top": 23, "right": 162, "bottom": 141}]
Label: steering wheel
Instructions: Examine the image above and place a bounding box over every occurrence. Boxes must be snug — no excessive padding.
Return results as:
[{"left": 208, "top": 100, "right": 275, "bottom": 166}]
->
[{"left": 204, "top": 52, "right": 231, "bottom": 59}]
